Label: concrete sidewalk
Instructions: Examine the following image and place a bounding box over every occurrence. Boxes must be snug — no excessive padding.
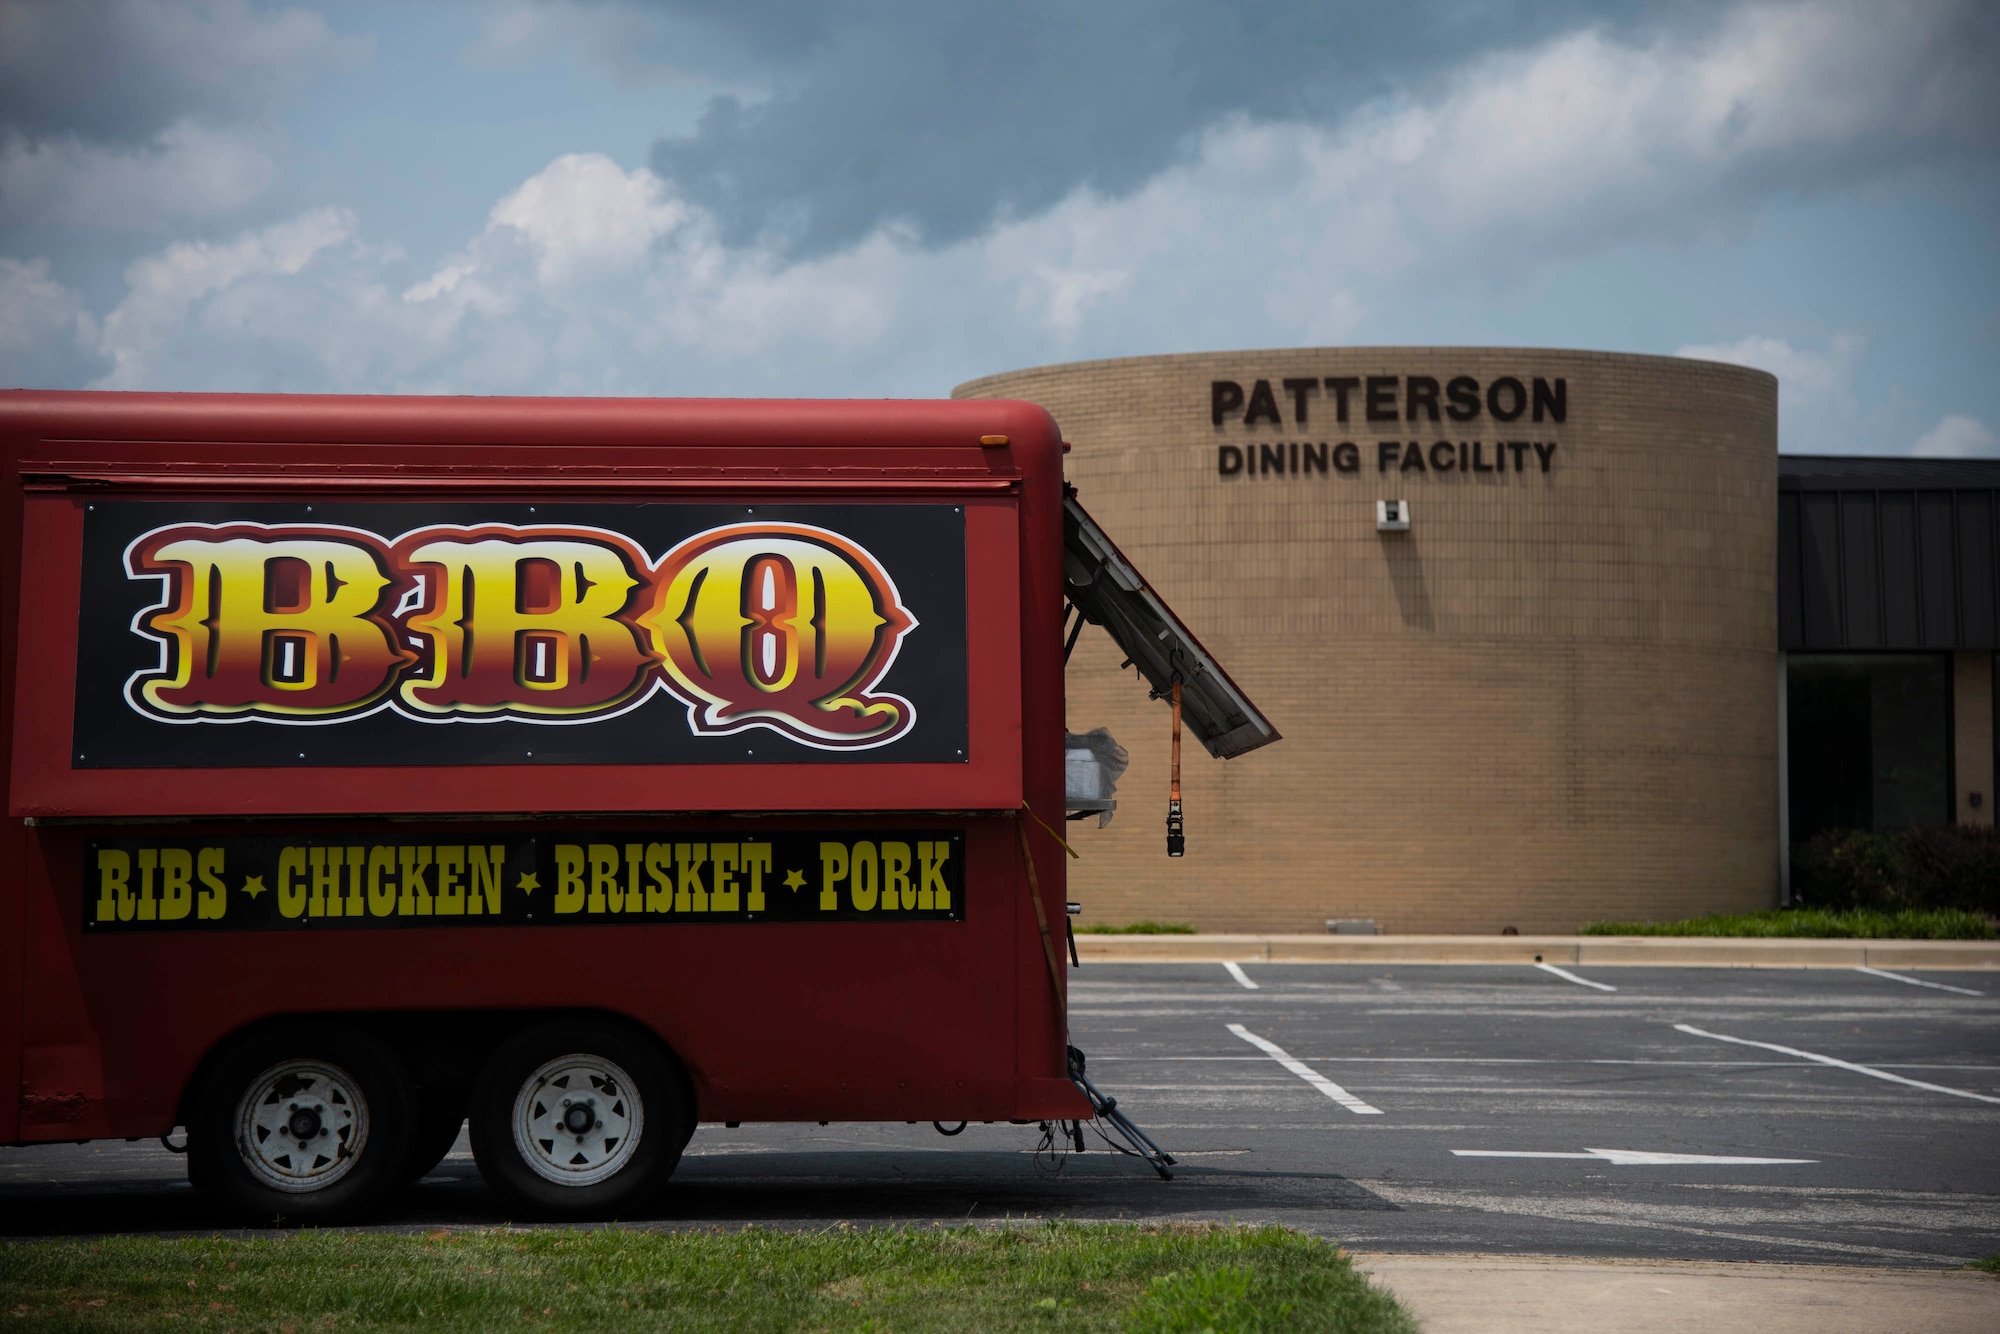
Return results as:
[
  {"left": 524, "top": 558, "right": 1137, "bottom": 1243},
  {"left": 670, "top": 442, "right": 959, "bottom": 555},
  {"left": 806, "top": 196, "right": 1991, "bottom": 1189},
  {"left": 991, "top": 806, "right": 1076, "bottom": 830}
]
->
[
  {"left": 1350, "top": 1253, "right": 1998, "bottom": 1334},
  {"left": 1073, "top": 933, "right": 2000, "bottom": 968}
]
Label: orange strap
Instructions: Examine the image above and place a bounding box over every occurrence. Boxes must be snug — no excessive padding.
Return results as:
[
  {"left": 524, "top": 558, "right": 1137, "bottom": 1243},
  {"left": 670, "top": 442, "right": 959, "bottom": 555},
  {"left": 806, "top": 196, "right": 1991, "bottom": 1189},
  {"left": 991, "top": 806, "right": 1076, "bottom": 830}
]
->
[
  {"left": 1016, "top": 813, "right": 1066, "bottom": 1007},
  {"left": 1020, "top": 800, "right": 1080, "bottom": 858}
]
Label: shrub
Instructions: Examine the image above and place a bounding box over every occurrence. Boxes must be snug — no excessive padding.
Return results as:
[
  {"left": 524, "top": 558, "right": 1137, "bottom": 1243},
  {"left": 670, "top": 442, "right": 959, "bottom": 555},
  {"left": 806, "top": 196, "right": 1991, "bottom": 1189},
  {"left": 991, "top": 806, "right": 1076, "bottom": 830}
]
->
[
  {"left": 1583, "top": 907, "right": 1995, "bottom": 939},
  {"left": 1791, "top": 826, "right": 2000, "bottom": 916}
]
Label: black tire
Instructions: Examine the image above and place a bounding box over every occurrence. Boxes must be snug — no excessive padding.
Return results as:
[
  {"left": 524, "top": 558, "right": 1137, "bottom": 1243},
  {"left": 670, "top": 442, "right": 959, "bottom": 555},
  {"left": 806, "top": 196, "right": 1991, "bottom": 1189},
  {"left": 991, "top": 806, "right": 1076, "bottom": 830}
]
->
[
  {"left": 187, "top": 1022, "right": 415, "bottom": 1225},
  {"left": 469, "top": 1019, "right": 690, "bottom": 1219},
  {"left": 404, "top": 1111, "right": 467, "bottom": 1184}
]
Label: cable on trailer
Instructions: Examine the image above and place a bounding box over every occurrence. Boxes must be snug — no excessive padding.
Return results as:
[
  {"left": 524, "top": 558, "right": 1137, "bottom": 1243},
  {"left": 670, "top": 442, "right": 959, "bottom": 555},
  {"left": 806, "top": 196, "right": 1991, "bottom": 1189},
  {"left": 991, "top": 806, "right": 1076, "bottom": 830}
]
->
[
  {"left": 1066, "top": 1044, "right": 1175, "bottom": 1179},
  {"left": 1166, "top": 679, "right": 1185, "bottom": 857}
]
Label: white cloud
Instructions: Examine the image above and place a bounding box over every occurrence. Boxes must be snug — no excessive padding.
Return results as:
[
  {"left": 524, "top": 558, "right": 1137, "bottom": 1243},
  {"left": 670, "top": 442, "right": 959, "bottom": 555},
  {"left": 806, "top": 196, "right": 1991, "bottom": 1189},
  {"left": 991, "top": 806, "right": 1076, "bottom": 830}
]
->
[
  {"left": 25, "top": 0, "right": 1994, "bottom": 402},
  {"left": 402, "top": 154, "right": 687, "bottom": 305},
  {"left": 1913, "top": 414, "right": 1998, "bottom": 458},
  {"left": 0, "top": 257, "right": 94, "bottom": 386},
  {"left": 1674, "top": 333, "right": 1864, "bottom": 405},
  {"left": 0, "top": 121, "right": 277, "bottom": 229},
  {"left": 485, "top": 153, "right": 688, "bottom": 286},
  {"left": 0, "top": 1, "right": 369, "bottom": 234},
  {"left": 91, "top": 208, "right": 360, "bottom": 389},
  {"left": 0, "top": 257, "right": 87, "bottom": 352},
  {"left": 1261, "top": 0, "right": 1997, "bottom": 277},
  {"left": 1674, "top": 332, "right": 1867, "bottom": 451}
]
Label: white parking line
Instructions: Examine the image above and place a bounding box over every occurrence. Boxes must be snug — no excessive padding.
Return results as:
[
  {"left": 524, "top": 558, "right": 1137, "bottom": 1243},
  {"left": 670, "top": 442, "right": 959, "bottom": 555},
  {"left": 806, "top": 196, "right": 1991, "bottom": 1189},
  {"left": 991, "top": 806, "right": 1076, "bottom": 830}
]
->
[
  {"left": 1452, "top": 1147, "right": 1814, "bottom": 1165},
  {"left": 1226, "top": 1023, "right": 1381, "bottom": 1114},
  {"left": 1674, "top": 1023, "right": 2000, "bottom": 1105},
  {"left": 1222, "top": 961, "right": 1260, "bottom": 990},
  {"left": 1534, "top": 961, "right": 1616, "bottom": 991},
  {"left": 1855, "top": 965, "right": 1983, "bottom": 996},
  {"left": 1086, "top": 1054, "right": 2000, "bottom": 1071}
]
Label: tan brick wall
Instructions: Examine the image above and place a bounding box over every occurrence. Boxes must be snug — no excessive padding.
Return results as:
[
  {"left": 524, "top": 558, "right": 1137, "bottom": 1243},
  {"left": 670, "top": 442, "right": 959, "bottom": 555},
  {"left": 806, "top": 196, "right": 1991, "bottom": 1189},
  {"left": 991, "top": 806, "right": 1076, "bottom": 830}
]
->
[{"left": 956, "top": 348, "right": 1780, "bottom": 933}]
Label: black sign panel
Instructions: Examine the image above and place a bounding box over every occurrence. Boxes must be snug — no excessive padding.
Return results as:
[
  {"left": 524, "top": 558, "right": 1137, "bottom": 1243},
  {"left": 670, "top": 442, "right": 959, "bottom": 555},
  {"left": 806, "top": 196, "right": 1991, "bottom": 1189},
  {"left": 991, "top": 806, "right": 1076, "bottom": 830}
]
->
[
  {"left": 73, "top": 502, "right": 968, "bottom": 768},
  {"left": 83, "top": 830, "right": 965, "bottom": 932}
]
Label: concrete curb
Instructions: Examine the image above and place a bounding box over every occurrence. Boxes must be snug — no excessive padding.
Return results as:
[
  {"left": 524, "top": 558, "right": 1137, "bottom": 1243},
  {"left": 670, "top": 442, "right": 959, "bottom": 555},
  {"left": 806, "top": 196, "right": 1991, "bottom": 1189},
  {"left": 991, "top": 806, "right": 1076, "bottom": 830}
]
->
[{"left": 1073, "top": 934, "right": 2000, "bottom": 968}]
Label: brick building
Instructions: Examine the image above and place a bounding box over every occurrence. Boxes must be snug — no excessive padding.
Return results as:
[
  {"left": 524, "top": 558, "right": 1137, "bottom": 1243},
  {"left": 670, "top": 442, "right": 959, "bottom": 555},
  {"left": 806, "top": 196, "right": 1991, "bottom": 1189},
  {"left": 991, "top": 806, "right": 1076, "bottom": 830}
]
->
[{"left": 955, "top": 348, "right": 1997, "bottom": 933}]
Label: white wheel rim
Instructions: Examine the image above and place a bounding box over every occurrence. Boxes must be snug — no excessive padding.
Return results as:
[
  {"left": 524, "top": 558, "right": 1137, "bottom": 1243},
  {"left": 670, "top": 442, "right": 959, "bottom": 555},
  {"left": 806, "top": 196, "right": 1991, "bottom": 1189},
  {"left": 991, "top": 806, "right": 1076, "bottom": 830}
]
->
[
  {"left": 512, "top": 1053, "right": 644, "bottom": 1187},
  {"left": 234, "top": 1060, "right": 368, "bottom": 1193}
]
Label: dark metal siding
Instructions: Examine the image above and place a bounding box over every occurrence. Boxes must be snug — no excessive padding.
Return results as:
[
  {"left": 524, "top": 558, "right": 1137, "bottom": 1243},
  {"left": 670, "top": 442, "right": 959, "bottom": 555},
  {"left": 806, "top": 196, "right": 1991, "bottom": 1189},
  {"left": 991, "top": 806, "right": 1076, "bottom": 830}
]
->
[
  {"left": 1918, "top": 493, "right": 1958, "bottom": 645},
  {"left": 1777, "top": 474, "right": 2000, "bottom": 651},
  {"left": 1777, "top": 493, "right": 1803, "bottom": 646},
  {"left": 1961, "top": 494, "right": 1996, "bottom": 646},
  {"left": 1879, "top": 494, "right": 1918, "bottom": 646}
]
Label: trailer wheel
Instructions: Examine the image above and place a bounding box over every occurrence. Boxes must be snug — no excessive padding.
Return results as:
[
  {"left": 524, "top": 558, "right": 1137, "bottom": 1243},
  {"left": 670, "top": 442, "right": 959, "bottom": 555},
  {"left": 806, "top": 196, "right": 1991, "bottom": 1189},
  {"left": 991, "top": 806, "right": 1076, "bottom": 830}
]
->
[
  {"left": 188, "top": 1023, "right": 415, "bottom": 1224},
  {"left": 469, "top": 1021, "right": 689, "bottom": 1219}
]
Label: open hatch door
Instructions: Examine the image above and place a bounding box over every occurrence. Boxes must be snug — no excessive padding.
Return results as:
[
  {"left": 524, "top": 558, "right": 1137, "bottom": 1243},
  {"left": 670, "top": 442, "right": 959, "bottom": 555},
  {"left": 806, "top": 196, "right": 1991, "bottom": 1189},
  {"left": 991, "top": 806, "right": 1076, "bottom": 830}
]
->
[{"left": 1063, "top": 489, "right": 1280, "bottom": 759}]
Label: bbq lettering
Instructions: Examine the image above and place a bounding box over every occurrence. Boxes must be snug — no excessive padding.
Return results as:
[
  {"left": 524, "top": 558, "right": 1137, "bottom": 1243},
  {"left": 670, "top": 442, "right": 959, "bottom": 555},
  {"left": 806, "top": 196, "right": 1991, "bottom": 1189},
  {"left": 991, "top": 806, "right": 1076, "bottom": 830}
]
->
[
  {"left": 647, "top": 524, "right": 916, "bottom": 747},
  {"left": 395, "top": 528, "right": 656, "bottom": 719},
  {"left": 127, "top": 528, "right": 411, "bottom": 720},
  {"left": 123, "top": 521, "right": 918, "bottom": 748}
]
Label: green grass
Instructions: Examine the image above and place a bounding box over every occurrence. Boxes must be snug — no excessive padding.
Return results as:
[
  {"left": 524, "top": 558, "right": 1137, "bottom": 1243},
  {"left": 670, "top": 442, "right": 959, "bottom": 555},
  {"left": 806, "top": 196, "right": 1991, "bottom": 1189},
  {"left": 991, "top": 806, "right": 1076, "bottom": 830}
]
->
[
  {"left": 1581, "top": 907, "right": 1996, "bottom": 939},
  {"left": 0, "top": 1222, "right": 1412, "bottom": 1333},
  {"left": 1073, "top": 921, "right": 1199, "bottom": 935},
  {"left": 1969, "top": 1254, "right": 2000, "bottom": 1276}
]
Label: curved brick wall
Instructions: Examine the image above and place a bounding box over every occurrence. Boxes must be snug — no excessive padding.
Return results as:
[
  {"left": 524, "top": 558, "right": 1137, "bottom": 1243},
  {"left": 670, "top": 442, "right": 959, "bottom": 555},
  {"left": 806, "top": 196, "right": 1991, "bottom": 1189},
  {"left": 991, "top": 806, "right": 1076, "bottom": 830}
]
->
[{"left": 956, "top": 348, "right": 1779, "bottom": 933}]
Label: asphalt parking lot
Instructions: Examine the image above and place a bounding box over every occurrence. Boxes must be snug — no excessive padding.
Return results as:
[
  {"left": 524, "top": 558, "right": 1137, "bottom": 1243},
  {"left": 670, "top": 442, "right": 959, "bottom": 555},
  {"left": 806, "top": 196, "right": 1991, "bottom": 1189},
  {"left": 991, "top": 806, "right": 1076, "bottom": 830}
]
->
[{"left": 4, "top": 962, "right": 1997, "bottom": 1265}]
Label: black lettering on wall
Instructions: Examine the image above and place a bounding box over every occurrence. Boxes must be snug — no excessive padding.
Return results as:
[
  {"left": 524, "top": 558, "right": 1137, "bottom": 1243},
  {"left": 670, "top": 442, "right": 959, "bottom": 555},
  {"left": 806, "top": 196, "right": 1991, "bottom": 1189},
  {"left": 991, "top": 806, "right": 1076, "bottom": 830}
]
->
[
  {"left": 1215, "top": 438, "right": 1591, "bottom": 479},
  {"left": 1366, "top": 376, "right": 1399, "bottom": 422},
  {"left": 1282, "top": 377, "right": 1320, "bottom": 424},
  {"left": 1487, "top": 377, "right": 1526, "bottom": 422},
  {"left": 1532, "top": 377, "right": 1567, "bottom": 423},
  {"left": 1324, "top": 376, "right": 1360, "bottom": 423},
  {"left": 1205, "top": 372, "right": 1572, "bottom": 483},
  {"left": 1211, "top": 381, "right": 1245, "bottom": 427},
  {"left": 1244, "top": 379, "right": 1282, "bottom": 426},
  {"left": 1405, "top": 376, "right": 1441, "bottom": 422},
  {"left": 1445, "top": 376, "right": 1480, "bottom": 421}
]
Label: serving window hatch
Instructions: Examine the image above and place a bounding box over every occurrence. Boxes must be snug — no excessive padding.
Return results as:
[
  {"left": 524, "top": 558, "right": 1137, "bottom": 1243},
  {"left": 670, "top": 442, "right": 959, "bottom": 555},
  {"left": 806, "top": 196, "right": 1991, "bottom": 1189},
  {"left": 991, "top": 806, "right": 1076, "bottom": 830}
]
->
[
  {"left": 1061, "top": 488, "right": 1278, "bottom": 857},
  {"left": 1061, "top": 489, "right": 1279, "bottom": 762}
]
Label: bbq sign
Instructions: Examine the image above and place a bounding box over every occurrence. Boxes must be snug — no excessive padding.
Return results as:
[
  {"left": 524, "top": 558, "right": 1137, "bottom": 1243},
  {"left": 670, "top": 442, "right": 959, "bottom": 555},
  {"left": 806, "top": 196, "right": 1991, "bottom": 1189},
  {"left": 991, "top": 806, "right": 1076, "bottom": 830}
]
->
[
  {"left": 82, "top": 830, "right": 965, "bottom": 932},
  {"left": 74, "top": 504, "right": 968, "bottom": 768}
]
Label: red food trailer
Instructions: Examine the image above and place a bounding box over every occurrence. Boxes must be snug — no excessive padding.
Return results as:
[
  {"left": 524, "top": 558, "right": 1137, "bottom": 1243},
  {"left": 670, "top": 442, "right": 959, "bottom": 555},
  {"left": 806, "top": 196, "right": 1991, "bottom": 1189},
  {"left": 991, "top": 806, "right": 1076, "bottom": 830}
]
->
[{"left": 0, "top": 391, "right": 1275, "bottom": 1222}]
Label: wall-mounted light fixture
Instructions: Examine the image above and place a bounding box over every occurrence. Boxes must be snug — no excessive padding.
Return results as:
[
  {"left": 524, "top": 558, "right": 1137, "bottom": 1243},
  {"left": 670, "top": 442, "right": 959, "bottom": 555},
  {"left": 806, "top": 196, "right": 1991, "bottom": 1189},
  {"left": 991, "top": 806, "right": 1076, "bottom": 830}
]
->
[{"left": 1376, "top": 499, "right": 1410, "bottom": 532}]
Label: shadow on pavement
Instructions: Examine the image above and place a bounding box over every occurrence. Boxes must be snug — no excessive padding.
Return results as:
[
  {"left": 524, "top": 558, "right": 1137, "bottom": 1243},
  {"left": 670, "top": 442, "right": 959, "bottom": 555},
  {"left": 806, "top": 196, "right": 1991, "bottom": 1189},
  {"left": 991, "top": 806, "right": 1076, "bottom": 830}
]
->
[{"left": 0, "top": 1150, "right": 1399, "bottom": 1236}]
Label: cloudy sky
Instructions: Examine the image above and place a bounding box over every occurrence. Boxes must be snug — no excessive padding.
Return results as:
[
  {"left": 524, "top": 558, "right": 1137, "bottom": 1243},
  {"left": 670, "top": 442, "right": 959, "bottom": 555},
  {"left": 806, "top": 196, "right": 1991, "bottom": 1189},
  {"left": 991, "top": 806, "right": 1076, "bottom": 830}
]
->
[{"left": 1, "top": 0, "right": 1995, "bottom": 455}]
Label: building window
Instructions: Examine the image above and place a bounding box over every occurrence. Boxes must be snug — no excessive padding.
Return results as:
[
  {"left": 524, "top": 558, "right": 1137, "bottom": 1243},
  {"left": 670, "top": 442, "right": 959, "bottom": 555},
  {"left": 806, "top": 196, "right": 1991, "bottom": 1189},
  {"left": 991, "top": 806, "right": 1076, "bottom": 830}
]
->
[{"left": 1787, "top": 654, "right": 1952, "bottom": 844}]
